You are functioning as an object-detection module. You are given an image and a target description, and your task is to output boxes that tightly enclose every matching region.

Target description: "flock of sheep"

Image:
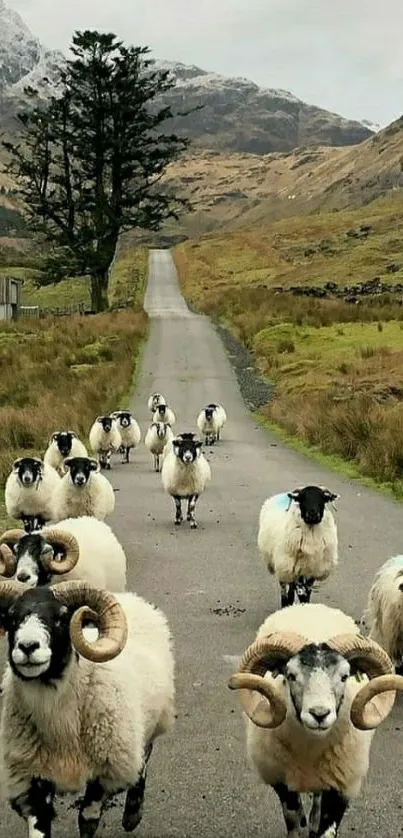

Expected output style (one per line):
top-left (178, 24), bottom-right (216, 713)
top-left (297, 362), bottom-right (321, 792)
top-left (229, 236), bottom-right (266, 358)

top-left (0, 389), bottom-right (402, 838)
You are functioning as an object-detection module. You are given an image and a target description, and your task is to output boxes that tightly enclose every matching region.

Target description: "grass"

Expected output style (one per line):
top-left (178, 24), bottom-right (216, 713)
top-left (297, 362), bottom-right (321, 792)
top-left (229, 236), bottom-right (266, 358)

top-left (175, 193), bottom-right (403, 494)
top-left (0, 247), bottom-right (149, 530)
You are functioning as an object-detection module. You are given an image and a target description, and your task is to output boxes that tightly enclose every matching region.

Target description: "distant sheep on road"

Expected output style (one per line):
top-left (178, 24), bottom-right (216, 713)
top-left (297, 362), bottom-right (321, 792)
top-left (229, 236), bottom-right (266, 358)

top-left (161, 435), bottom-right (211, 528)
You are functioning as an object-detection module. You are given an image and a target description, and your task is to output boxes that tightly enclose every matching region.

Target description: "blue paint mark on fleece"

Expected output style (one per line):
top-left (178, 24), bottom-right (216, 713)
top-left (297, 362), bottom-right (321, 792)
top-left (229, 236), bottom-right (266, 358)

top-left (272, 493), bottom-right (292, 510)
top-left (381, 555), bottom-right (403, 571)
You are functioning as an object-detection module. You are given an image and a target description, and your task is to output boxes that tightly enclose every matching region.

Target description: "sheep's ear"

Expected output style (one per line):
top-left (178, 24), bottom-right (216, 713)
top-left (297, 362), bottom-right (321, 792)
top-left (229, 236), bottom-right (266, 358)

top-left (195, 441), bottom-right (203, 450)
top-left (64, 458), bottom-right (73, 469)
top-left (12, 459), bottom-right (23, 470)
top-left (287, 490), bottom-right (300, 501)
top-left (323, 490), bottom-right (339, 504)
top-left (69, 431), bottom-right (77, 438)
top-left (90, 459), bottom-right (99, 471)
top-left (173, 444), bottom-right (180, 457)
top-left (51, 432), bottom-right (60, 441)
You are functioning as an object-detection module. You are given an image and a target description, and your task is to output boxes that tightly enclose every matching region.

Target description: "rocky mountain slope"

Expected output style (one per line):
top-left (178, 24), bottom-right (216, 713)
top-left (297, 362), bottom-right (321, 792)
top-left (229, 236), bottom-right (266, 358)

top-left (0, 0), bottom-right (373, 154)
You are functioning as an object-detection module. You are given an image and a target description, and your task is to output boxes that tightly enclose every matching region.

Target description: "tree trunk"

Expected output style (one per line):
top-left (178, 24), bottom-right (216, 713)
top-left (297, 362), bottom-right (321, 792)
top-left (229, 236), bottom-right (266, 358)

top-left (90, 272), bottom-right (109, 312)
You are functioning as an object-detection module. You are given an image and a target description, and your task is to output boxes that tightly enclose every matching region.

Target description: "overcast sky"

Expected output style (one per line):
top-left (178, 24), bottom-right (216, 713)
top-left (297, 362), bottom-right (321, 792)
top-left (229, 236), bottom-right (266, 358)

top-left (10, 0), bottom-right (403, 127)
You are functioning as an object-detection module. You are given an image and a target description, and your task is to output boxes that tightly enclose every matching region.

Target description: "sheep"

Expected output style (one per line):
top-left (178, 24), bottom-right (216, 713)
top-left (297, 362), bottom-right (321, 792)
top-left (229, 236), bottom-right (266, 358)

top-left (0, 578), bottom-right (175, 838)
top-left (152, 403), bottom-right (176, 427)
top-left (257, 485), bottom-right (339, 609)
top-left (148, 392), bottom-right (167, 413)
top-left (362, 555), bottom-right (403, 668)
top-left (228, 601), bottom-right (403, 837)
top-left (111, 409), bottom-right (141, 464)
top-left (43, 430), bottom-right (88, 475)
top-left (196, 404), bottom-right (224, 445)
top-left (161, 434), bottom-right (211, 528)
top-left (89, 415), bottom-right (122, 470)
top-left (50, 457), bottom-right (115, 522)
top-left (0, 515), bottom-right (127, 591)
top-left (5, 457), bottom-right (61, 534)
top-left (144, 421), bottom-right (174, 472)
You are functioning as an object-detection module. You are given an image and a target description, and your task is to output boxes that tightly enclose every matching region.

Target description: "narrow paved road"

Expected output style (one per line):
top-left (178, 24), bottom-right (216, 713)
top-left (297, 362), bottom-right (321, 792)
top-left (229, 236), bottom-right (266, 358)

top-left (2, 248), bottom-right (403, 837)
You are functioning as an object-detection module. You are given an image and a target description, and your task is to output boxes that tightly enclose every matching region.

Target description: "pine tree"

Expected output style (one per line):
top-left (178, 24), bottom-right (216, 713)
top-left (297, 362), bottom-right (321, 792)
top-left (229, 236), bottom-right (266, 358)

top-left (3, 31), bottom-right (191, 311)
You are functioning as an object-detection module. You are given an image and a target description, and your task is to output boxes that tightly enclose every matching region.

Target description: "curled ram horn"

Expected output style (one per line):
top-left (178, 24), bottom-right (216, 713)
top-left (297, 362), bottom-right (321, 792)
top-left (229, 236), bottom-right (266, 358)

top-left (50, 580), bottom-right (128, 662)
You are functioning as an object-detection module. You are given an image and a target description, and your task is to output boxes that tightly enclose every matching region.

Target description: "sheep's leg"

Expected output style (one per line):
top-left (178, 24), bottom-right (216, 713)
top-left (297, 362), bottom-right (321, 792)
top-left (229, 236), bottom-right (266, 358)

top-left (308, 793), bottom-right (322, 836)
top-left (280, 583), bottom-right (289, 609)
top-left (314, 788), bottom-right (349, 837)
top-left (273, 783), bottom-right (306, 836)
top-left (174, 495), bottom-right (183, 525)
top-left (125, 446), bottom-right (130, 464)
top-left (11, 777), bottom-right (56, 838)
top-left (122, 742), bottom-right (153, 832)
top-left (216, 427), bottom-right (220, 440)
top-left (106, 450), bottom-right (111, 470)
top-left (187, 494), bottom-right (199, 529)
top-left (78, 778), bottom-right (111, 838)
top-left (296, 576), bottom-right (315, 604)
top-left (154, 454), bottom-right (160, 472)
top-left (22, 516), bottom-right (36, 534)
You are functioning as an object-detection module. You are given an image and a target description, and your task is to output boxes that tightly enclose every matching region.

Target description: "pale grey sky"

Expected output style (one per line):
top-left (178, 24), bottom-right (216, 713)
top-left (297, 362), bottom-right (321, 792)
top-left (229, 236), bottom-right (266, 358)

top-left (11, 0), bottom-right (403, 126)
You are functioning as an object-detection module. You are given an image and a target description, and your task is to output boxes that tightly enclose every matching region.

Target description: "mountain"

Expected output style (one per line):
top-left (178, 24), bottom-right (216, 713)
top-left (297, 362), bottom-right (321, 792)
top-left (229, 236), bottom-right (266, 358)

top-left (0, 1), bottom-right (373, 154)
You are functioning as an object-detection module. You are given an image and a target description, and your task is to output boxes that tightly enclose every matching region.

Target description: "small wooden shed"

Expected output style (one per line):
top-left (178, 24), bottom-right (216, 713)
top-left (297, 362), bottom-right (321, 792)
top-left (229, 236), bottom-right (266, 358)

top-left (0, 275), bottom-right (23, 320)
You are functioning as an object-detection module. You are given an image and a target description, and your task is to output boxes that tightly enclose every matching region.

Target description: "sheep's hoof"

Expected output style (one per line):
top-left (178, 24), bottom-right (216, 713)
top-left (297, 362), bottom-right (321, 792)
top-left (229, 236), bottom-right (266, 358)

top-left (174, 519), bottom-right (182, 526)
top-left (122, 802), bottom-right (143, 833)
top-left (190, 521), bottom-right (198, 529)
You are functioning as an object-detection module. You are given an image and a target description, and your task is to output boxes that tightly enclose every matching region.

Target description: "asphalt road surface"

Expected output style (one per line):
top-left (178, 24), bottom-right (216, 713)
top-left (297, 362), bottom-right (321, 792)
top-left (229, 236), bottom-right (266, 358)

top-left (2, 248), bottom-right (403, 837)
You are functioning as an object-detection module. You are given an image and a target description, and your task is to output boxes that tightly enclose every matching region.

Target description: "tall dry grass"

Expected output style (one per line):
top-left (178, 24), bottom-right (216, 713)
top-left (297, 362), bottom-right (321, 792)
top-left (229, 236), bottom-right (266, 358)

top-left (0, 309), bottom-right (147, 485)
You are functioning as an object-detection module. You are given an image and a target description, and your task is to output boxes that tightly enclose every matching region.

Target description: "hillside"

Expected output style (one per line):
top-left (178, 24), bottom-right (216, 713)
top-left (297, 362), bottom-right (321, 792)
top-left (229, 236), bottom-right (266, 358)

top-left (0, 1), bottom-right (373, 155)
top-left (159, 115), bottom-right (403, 238)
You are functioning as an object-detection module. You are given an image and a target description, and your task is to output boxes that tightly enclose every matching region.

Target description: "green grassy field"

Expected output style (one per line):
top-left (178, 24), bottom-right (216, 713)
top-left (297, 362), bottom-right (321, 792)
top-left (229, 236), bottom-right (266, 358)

top-left (175, 194), bottom-right (403, 495)
top-left (0, 247), bottom-right (149, 530)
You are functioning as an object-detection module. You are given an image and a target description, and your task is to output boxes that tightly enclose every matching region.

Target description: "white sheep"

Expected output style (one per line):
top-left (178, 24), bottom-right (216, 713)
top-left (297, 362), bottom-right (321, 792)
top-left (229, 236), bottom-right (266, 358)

top-left (161, 435), bottom-right (211, 528)
top-left (148, 392), bottom-right (166, 413)
top-left (257, 485), bottom-right (339, 609)
top-left (43, 430), bottom-right (88, 475)
top-left (363, 555), bottom-right (403, 667)
top-left (0, 578), bottom-right (174, 837)
top-left (5, 457), bottom-right (61, 533)
top-left (144, 421), bottom-right (174, 472)
top-left (89, 415), bottom-right (122, 470)
top-left (153, 403), bottom-right (176, 426)
top-left (50, 456), bottom-right (115, 522)
top-left (228, 602), bottom-right (403, 837)
top-left (196, 404), bottom-right (224, 445)
top-left (0, 515), bottom-right (127, 590)
top-left (111, 409), bottom-right (141, 464)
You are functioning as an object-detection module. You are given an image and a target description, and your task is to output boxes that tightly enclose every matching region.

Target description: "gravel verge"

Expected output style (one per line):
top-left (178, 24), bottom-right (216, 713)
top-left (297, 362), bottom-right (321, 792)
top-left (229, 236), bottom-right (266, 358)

top-left (214, 321), bottom-right (273, 410)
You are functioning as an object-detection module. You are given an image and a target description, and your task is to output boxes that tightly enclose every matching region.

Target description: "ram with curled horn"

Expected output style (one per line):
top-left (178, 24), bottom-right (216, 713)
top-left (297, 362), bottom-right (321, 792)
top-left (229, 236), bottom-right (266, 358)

top-left (228, 602), bottom-right (403, 837)
top-left (0, 576), bottom-right (175, 838)
top-left (0, 516), bottom-right (127, 592)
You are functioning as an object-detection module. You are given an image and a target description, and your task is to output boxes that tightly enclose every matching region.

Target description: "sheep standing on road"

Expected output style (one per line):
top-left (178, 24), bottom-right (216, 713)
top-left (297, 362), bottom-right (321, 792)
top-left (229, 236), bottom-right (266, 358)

top-left (145, 421), bottom-right (174, 472)
top-left (44, 431), bottom-right (87, 476)
top-left (363, 555), bottom-right (403, 667)
top-left (148, 392), bottom-right (166, 413)
top-left (0, 515), bottom-right (127, 591)
top-left (0, 578), bottom-right (174, 838)
top-left (5, 458), bottom-right (61, 533)
top-left (228, 602), bottom-right (403, 837)
top-left (257, 485), bottom-right (339, 608)
top-left (153, 403), bottom-right (176, 427)
top-left (50, 456), bottom-right (115, 521)
top-left (89, 415), bottom-right (122, 470)
top-left (111, 409), bottom-right (141, 464)
top-left (197, 404), bottom-right (225, 445)
top-left (161, 435), bottom-right (211, 528)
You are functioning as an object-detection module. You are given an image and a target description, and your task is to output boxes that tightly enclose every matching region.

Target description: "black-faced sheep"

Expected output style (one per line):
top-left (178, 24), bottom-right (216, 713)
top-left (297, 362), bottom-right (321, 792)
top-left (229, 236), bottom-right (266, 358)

top-left (111, 410), bottom-right (141, 464)
top-left (257, 486), bottom-right (339, 608)
top-left (43, 431), bottom-right (88, 475)
top-left (144, 421), bottom-right (174, 472)
top-left (89, 415), bottom-right (122, 470)
top-left (0, 515), bottom-right (127, 591)
top-left (148, 392), bottom-right (166, 413)
top-left (5, 458), bottom-right (61, 533)
top-left (51, 456), bottom-right (115, 521)
top-left (152, 403), bottom-right (176, 427)
top-left (0, 579), bottom-right (174, 838)
top-left (161, 435), bottom-right (211, 528)
top-left (228, 602), bottom-right (403, 837)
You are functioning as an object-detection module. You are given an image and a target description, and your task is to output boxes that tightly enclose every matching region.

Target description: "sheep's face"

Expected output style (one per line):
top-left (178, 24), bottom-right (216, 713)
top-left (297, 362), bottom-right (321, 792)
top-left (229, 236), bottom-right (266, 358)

top-left (97, 416), bottom-right (113, 433)
top-left (151, 394), bottom-right (165, 411)
top-left (283, 643), bottom-right (350, 735)
top-left (64, 456), bottom-right (98, 487)
top-left (52, 431), bottom-right (75, 457)
top-left (173, 439), bottom-right (202, 465)
top-left (13, 458), bottom-right (43, 487)
top-left (157, 405), bottom-right (167, 417)
top-left (11, 533), bottom-right (62, 587)
top-left (205, 407), bottom-right (215, 422)
top-left (155, 421), bottom-right (167, 440)
top-left (288, 485), bottom-right (338, 526)
top-left (117, 412), bottom-right (132, 428)
top-left (3, 587), bottom-right (72, 682)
